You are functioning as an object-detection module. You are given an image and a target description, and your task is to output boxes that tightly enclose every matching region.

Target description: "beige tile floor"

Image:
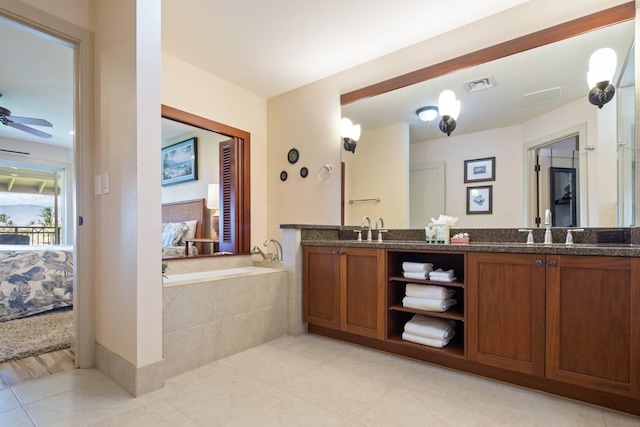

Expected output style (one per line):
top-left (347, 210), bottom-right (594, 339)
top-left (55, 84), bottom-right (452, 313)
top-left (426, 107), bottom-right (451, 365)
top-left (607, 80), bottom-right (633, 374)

top-left (1, 334), bottom-right (640, 426)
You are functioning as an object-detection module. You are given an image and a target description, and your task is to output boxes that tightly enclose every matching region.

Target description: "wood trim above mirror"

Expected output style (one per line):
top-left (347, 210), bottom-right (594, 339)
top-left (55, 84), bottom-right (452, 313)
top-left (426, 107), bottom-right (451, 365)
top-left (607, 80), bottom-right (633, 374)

top-left (341, 2), bottom-right (634, 106)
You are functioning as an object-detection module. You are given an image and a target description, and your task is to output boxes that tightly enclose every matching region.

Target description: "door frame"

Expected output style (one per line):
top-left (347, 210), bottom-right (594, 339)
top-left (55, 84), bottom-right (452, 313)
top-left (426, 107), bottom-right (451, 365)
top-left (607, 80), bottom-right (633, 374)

top-left (522, 123), bottom-right (586, 227)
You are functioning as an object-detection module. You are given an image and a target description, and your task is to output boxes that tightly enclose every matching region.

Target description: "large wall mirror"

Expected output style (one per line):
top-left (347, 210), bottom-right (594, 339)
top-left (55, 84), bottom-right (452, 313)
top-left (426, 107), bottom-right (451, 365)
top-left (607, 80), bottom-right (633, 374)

top-left (161, 106), bottom-right (251, 259)
top-left (341, 3), bottom-right (635, 230)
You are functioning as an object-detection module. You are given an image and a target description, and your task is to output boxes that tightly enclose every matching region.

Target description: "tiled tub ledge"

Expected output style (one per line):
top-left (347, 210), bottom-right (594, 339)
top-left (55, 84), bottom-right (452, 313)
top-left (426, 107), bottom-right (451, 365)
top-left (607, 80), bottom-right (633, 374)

top-left (162, 265), bottom-right (288, 380)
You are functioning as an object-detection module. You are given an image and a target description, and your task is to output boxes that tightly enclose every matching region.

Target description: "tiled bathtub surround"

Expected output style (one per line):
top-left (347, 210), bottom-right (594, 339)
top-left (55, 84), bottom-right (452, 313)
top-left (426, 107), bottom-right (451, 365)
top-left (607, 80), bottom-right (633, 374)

top-left (162, 266), bottom-right (287, 379)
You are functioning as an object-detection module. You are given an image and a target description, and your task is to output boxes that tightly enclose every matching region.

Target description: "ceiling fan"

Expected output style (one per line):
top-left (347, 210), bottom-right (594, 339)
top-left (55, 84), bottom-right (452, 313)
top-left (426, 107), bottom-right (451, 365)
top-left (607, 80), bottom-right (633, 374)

top-left (0, 97), bottom-right (53, 139)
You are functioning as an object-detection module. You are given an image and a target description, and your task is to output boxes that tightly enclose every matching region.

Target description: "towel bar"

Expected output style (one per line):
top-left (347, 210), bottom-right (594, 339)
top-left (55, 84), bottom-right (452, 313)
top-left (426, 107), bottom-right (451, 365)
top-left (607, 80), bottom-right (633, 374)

top-left (349, 197), bottom-right (381, 204)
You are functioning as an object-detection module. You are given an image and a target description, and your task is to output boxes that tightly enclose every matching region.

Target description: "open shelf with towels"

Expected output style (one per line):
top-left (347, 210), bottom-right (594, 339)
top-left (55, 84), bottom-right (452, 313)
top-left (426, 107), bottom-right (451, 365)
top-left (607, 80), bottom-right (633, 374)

top-left (386, 249), bottom-right (467, 357)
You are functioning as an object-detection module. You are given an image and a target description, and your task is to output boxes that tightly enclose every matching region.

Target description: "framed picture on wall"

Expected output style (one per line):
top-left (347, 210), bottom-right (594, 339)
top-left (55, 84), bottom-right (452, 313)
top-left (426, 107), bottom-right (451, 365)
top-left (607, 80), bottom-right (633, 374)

top-left (161, 137), bottom-right (198, 186)
top-left (467, 185), bottom-right (493, 214)
top-left (464, 157), bottom-right (495, 183)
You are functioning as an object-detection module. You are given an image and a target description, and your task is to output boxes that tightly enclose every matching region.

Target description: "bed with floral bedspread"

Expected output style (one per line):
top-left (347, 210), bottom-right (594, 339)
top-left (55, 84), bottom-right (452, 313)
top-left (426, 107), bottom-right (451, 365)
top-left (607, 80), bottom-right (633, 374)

top-left (0, 246), bottom-right (73, 322)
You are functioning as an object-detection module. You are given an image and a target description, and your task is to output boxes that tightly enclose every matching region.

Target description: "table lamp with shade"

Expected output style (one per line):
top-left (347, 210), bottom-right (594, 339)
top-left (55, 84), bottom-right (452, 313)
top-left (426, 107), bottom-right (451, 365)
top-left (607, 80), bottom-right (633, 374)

top-left (207, 183), bottom-right (219, 239)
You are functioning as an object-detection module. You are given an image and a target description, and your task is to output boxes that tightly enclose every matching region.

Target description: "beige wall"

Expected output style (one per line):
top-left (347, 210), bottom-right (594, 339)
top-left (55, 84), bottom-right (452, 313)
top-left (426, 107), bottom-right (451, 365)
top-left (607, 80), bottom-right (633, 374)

top-left (344, 123), bottom-right (409, 228)
top-left (162, 53), bottom-right (269, 244)
top-left (19, 0), bottom-right (93, 31)
top-left (267, 0), bottom-right (628, 233)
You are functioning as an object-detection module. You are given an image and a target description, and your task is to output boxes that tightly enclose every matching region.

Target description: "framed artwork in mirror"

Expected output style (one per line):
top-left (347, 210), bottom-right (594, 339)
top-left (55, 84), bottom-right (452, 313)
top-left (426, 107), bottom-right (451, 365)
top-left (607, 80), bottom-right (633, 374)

top-left (464, 157), bottom-right (495, 183)
top-left (161, 137), bottom-right (198, 186)
top-left (467, 185), bottom-right (492, 214)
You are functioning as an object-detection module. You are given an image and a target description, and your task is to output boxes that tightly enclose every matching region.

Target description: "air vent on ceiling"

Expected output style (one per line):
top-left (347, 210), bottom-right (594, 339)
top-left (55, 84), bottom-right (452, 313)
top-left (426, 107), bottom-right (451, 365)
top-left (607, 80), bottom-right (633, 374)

top-left (523, 87), bottom-right (562, 105)
top-left (463, 76), bottom-right (496, 93)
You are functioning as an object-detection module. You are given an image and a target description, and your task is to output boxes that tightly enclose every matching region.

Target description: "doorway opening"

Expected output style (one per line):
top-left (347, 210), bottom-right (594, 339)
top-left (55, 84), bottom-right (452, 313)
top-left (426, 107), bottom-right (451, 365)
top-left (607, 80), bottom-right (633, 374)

top-left (0, 16), bottom-right (77, 383)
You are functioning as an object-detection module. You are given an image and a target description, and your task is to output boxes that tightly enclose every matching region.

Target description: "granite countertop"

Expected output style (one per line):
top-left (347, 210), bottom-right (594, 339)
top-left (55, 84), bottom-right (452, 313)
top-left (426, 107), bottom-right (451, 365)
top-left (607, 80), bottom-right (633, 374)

top-left (300, 239), bottom-right (640, 257)
top-left (286, 224), bottom-right (640, 257)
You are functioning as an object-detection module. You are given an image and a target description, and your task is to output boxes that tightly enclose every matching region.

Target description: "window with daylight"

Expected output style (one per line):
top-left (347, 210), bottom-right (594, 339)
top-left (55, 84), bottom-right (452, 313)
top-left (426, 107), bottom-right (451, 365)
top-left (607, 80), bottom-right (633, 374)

top-left (0, 160), bottom-right (66, 246)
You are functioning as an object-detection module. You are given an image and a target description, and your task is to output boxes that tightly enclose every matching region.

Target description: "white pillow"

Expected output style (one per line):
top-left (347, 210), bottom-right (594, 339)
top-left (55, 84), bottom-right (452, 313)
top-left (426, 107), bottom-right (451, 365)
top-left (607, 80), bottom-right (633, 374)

top-left (161, 222), bottom-right (189, 247)
top-left (181, 220), bottom-right (199, 243)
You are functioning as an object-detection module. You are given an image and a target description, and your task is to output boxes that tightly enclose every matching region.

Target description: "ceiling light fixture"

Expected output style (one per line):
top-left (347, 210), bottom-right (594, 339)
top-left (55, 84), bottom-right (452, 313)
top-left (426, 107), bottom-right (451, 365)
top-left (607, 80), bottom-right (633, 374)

top-left (438, 90), bottom-right (461, 136)
top-left (340, 117), bottom-right (361, 153)
top-left (416, 106), bottom-right (438, 122)
top-left (587, 47), bottom-right (617, 109)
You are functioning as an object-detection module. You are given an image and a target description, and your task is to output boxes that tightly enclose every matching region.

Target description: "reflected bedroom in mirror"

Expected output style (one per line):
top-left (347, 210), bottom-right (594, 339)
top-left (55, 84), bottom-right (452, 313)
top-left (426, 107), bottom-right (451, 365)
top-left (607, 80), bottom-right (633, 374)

top-left (341, 15), bottom-right (635, 230)
top-left (161, 117), bottom-right (226, 259)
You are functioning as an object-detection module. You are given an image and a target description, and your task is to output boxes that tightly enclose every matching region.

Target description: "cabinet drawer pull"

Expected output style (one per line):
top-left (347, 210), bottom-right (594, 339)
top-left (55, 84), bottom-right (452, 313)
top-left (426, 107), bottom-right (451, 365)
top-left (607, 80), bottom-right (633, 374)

top-left (534, 259), bottom-right (543, 266)
top-left (332, 250), bottom-right (339, 255)
top-left (549, 260), bottom-right (557, 267)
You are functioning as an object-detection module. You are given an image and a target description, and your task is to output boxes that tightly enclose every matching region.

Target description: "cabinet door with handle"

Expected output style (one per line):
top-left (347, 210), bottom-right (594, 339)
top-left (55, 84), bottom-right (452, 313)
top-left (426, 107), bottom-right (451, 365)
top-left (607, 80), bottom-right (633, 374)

top-left (546, 255), bottom-right (640, 397)
top-left (467, 252), bottom-right (546, 376)
top-left (303, 246), bottom-right (341, 329)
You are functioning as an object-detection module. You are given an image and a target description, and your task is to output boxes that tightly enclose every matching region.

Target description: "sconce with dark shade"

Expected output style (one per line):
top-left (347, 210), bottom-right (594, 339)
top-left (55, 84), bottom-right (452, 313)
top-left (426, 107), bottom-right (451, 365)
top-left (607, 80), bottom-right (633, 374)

top-left (416, 106), bottom-right (438, 122)
top-left (438, 90), bottom-right (461, 136)
top-left (341, 117), bottom-right (361, 153)
top-left (587, 47), bottom-right (617, 109)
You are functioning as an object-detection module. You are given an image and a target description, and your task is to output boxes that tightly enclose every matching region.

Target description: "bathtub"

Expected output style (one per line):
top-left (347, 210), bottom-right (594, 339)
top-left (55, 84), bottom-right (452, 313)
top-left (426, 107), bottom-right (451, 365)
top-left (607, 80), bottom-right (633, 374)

top-left (162, 264), bottom-right (288, 379)
top-left (163, 265), bottom-right (282, 287)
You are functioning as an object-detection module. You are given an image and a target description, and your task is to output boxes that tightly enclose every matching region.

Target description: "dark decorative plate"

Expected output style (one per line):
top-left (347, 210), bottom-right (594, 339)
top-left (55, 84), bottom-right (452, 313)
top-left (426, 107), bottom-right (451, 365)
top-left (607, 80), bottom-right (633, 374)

top-left (287, 148), bottom-right (299, 164)
top-left (280, 170), bottom-right (288, 181)
top-left (300, 167), bottom-right (308, 178)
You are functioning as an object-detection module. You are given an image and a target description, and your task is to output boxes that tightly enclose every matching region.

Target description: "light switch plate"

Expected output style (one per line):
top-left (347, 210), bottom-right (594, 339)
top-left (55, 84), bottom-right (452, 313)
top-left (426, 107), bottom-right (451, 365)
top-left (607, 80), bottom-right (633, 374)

top-left (94, 174), bottom-right (102, 195)
top-left (102, 172), bottom-right (110, 194)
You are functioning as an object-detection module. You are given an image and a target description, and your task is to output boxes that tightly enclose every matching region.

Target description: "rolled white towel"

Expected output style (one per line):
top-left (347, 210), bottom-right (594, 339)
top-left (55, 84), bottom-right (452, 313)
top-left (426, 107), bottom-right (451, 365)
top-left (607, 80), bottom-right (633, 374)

top-left (403, 271), bottom-right (429, 280)
top-left (402, 296), bottom-right (457, 312)
top-left (404, 314), bottom-right (456, 340)
top-left (402, 331), bottom-right (451, 348)
top-left (405, 284), bottom-right (455, 299)
top-left (402, 262), bottom-right (434, 272)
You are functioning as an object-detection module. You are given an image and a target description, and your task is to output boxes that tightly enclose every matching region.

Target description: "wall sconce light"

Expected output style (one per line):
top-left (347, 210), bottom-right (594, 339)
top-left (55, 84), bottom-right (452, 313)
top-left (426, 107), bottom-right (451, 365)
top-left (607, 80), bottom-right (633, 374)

top-left (438, 90), bottom-right (461, 136)
top-left (207, 183), bottom-right (219, 239)
top-left (416, 106), bottom-right (438, 122)
top-left (587, 47), bottom-right (617, 109)
top-left (341, 117), bottom-right (361, 153)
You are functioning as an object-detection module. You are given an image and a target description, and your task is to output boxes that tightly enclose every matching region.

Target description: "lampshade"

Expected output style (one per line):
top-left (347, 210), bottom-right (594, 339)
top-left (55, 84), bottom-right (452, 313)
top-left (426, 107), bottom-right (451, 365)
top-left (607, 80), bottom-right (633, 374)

top-left (416, 106), bottom-right (438, 122)
top-left (207, 184), bottom-right (219, 210)
top-left (340, 117), bottom-right (360, 141)
top-left (438, 90), bottom-right (461, 120)
top-left (587, 48), bottom-right (617, 88)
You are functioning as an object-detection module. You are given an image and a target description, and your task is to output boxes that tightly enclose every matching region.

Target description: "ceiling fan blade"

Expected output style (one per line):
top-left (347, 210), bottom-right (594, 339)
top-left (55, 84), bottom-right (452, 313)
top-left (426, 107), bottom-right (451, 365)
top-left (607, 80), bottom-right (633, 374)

top-left (6, 115), bottom-right (53, 127)
top-left (6, 121), bottom-right (52, 139)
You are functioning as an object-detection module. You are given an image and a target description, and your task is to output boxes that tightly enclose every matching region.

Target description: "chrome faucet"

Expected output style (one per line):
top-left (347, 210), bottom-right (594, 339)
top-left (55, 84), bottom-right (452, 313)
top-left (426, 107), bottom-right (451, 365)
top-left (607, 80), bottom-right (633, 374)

top-left (264, 239), bottom-right (283, 262)
top-left (361, 216), bottom-right (372, 242)
top-left (251, 245), bottom-right (268, 261)
top-left (544, 209), bottom-right (553, 244)
top-left (375, 217), bottom-right (387, 242)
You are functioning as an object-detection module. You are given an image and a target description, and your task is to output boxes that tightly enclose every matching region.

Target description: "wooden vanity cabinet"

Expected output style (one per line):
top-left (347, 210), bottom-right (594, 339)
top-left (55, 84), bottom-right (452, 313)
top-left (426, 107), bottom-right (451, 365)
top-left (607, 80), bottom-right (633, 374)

top-left (467, 252), bottom-right (546, 376)
top-left (303, 246), bottom-right (385, 339)
top-left (303, 246), bottom-right (340, 329)
top-left (546, 255), bottom-right (640, 398)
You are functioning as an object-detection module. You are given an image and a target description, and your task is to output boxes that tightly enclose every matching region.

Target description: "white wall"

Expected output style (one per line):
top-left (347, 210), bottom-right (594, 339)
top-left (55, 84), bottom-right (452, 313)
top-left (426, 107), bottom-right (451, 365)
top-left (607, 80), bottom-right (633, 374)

top-left (161, 53), bottom-right (268, 244)
top-left (412, 125), bottom-right (523, 228)
top-left (94, 0), bottom-right (162, 367)
top-left (266, 0), bottom-right (628, 232)
top-left (344, 123), bottom-right (409, 228)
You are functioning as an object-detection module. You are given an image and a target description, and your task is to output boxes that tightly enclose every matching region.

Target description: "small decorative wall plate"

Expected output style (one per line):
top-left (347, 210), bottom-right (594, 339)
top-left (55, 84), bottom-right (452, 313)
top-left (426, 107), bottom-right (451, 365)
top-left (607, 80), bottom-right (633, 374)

top-left (300, 167), bottom-right (308, 178)
top-left (280, 170), bottom-right (288, 181)
top-left (287, 148), bottom-right (299, 164)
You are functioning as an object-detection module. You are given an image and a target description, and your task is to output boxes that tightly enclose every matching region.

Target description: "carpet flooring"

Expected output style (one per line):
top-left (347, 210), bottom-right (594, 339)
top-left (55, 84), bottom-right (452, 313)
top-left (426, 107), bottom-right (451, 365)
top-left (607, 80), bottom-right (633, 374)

top-left (0, 308), bottom-right (73, 363)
